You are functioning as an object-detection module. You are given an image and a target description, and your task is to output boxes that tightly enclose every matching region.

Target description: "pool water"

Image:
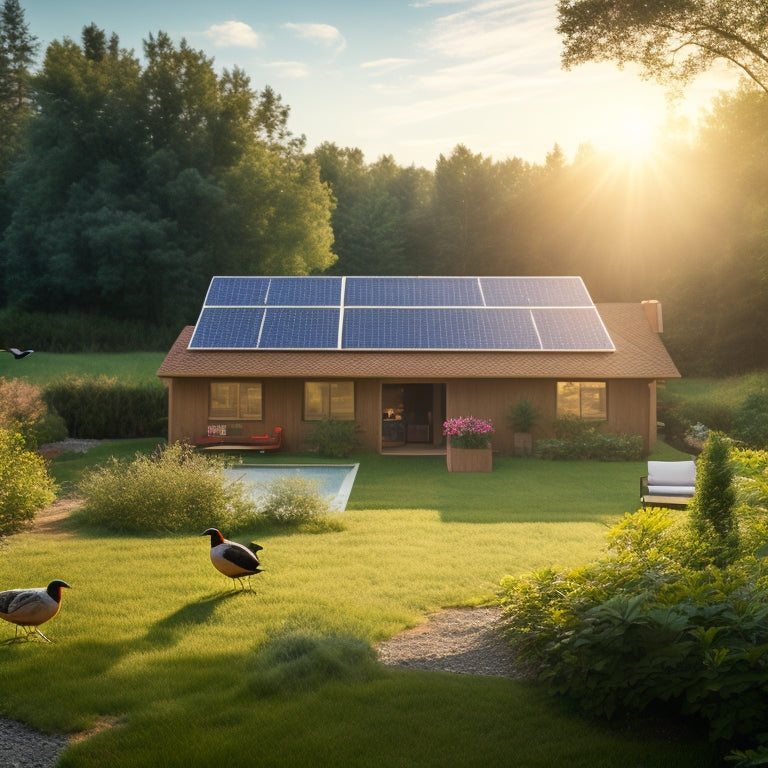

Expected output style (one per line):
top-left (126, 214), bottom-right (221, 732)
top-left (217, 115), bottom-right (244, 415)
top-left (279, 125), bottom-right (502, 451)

top-left (224, 464), bottom-right (359, 511)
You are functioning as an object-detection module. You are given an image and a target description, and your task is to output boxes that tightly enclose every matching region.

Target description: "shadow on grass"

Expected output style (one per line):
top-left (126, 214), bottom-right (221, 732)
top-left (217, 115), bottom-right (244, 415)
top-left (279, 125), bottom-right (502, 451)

top-left (347, 454), bottom-right (640, 523)
top-left (144, 591), bottom-right (241, 647)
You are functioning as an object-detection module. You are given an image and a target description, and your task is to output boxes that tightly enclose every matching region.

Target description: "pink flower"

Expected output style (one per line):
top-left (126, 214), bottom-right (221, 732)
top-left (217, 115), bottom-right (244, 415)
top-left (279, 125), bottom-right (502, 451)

top-left (442, 416), bottom-right (494, 448)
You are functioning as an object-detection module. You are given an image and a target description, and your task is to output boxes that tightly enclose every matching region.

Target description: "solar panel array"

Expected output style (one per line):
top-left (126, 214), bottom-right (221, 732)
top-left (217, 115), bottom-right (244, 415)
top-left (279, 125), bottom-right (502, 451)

top-left (188, 276), bottom-right (615, 352)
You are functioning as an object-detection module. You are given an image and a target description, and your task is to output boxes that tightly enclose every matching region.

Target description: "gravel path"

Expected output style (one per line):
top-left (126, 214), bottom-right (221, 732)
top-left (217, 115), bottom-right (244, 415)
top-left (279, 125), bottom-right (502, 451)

top-left (377, 605), bottom-right (523, 678)
top-left (0, 718), bottom-right (68, 768)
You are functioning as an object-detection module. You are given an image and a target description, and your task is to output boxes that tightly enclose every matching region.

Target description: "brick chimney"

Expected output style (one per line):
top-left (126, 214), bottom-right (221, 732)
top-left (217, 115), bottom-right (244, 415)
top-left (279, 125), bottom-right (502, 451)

top-left (641, 300), bottom-right (663, 333)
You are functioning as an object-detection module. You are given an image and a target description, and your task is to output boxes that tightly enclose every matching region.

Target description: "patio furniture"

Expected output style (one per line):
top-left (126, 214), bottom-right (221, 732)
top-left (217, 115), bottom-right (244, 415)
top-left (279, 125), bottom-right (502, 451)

top-left (195, 426), bottom-right (283, 452)
top-left (640, 460), bottom-right (696, 508)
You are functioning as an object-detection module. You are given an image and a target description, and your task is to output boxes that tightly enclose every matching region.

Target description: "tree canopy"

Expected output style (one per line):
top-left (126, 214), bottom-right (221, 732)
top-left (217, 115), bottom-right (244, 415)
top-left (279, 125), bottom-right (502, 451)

top-left (0, 19), bottom-right (335, 325)
top-left (557, 0), bottom-right (768, 93)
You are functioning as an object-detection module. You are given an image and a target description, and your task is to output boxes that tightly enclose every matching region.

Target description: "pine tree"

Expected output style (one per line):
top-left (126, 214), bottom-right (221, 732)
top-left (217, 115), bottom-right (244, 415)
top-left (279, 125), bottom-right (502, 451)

top-left (689, 431), bottom-right (739, 568)
top-left (0, 0), bottom-right (37, 174)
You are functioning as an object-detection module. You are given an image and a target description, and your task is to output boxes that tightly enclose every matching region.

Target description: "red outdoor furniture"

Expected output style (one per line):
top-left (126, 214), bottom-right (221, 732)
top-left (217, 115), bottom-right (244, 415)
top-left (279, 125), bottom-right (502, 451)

top-left (195, 426), bottom-right (283, 452)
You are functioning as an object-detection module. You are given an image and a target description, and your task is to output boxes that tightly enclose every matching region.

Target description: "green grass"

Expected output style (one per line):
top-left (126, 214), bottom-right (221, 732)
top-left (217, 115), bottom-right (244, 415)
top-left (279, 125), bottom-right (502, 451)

top-left (0, 439), bottom-right (716, 768)
top-left (0, 352), bottom-right (166, 386)
top-left (662, 371), bottom-right (768, 403)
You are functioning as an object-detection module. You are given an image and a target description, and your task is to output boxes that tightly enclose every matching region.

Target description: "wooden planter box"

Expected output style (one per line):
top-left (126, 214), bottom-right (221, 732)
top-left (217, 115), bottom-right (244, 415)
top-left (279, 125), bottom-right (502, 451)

top-left (446, 441), bottom-right (493, 472)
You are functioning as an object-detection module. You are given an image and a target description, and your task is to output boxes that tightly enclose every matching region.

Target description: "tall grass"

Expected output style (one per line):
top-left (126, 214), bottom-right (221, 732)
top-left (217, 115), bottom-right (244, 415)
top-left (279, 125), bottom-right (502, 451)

top-left (0, 441), bottom-right (717, 768)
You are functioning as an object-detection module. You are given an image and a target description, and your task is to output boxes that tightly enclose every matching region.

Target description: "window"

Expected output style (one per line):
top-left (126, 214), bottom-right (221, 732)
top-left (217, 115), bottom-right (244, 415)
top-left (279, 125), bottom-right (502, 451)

top-left (304, 381), bottom-right (354, 420)
top-left (557, 381), bottom-right (606, 420)
top-left (209, 382), bottom-right (262, 420)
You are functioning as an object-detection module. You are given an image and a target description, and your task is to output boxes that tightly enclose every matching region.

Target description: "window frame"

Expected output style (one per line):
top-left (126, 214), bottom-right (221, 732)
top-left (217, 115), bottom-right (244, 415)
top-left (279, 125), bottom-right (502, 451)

top-left (556, 381), bottom-right (607, 420)
top-left (304, 381), bottom-right (355, 421)
top-left (209, 380), bottom-right (263, 420)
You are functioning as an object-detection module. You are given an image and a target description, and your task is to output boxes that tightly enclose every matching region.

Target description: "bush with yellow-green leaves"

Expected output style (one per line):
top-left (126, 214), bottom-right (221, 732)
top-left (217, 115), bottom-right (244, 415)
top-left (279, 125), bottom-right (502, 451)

top-left (0, 429), bottom-right (56, 539)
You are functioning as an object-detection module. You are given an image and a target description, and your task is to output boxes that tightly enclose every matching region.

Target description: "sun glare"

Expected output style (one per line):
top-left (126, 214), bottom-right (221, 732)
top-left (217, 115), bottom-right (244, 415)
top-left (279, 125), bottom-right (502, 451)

top-left (605, 108), bottom-right (659, 161)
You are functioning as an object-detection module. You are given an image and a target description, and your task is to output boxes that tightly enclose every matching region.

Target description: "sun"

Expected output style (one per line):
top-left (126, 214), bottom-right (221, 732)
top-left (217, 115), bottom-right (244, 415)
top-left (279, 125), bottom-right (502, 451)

top-left (604, 107), bottom-right (659, 161)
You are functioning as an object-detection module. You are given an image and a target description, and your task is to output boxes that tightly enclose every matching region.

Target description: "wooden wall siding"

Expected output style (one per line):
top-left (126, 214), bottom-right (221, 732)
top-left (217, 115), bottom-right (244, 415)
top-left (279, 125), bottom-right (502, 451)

top-left (446, 379), bottom-right (553, 456)
top-left (446, 378), bottom-right (654, 454)
top-left (605, 379), bottom-right (653, 450)
top-left (354, 380), bottom-right (381, 452)
top-left (164, 375), bottom-right (656, 454)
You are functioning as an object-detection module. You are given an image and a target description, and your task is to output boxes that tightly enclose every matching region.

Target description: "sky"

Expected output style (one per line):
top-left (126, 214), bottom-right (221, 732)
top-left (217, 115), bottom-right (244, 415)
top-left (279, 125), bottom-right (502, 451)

top-left (22, 0), bottom-right (740, 169)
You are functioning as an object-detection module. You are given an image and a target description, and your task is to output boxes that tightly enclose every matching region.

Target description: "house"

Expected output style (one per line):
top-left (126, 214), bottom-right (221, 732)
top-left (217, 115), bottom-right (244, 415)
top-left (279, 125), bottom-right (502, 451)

top-left (157, 276), bottom-right (679, 454)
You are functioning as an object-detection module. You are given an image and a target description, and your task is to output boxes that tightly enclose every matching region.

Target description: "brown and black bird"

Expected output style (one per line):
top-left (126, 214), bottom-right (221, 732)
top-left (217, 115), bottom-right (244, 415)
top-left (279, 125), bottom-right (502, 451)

top-left (0, 580), bottom-right (70, 642)
top-left (201, 528), bottom-right (263, 590)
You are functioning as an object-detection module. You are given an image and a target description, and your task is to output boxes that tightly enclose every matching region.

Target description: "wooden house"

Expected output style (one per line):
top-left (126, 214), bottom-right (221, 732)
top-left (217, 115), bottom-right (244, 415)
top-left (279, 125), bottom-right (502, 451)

top-left (157, 276), bottom-right (679, 454)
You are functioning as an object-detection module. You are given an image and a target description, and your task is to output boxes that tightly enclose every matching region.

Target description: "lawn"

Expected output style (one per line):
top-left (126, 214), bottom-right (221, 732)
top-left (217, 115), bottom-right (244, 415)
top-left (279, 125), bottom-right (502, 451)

top-left (0, 351), bottom-right (166, 386)
top-left (0, 439), bottom-right (717, 768)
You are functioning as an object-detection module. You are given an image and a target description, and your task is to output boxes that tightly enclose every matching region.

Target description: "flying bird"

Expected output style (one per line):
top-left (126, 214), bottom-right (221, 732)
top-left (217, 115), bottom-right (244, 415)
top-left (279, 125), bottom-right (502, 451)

top-left (0, 580), bottom-right (70, 642)
top-left (1, 348), bottom-right (34, 359)
top-left (202, 528), bottom-right (263, 590)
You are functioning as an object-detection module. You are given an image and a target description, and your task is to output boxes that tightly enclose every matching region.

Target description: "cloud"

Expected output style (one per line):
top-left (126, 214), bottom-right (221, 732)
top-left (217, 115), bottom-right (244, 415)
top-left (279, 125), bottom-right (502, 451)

top-left (425, 0), bottom-right (556, 63)
top-left (362, 58), bottom-right (418, 74)
top-left (205, 20), bottom-right (260, 48)
top-left (282, 22), bottom-right (347, 54)
top-left (368, 0), bottom-right (562, 126)
top-left (265, 60), bottom-right (310, 79)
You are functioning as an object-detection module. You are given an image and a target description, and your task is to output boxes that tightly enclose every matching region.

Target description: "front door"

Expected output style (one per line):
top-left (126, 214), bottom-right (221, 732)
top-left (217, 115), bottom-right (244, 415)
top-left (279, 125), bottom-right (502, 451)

top-left (382, 384), bottom-right (445, 447)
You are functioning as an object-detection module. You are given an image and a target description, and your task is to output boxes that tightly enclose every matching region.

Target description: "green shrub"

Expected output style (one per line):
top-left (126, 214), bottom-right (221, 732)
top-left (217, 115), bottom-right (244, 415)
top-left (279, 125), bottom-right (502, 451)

top-left (689, 431), bottom-right (739, 567)
top-left (733, 391), bottom-right (768, 449)
top-left (499, 458), bottom-right (768, 759)
top-left (535, 416), bottom-right (643, 460)
top-left (507, 398), bottom-right (541, 433)
top-left (0, 429), bottom-right (56, 538)
top-left (305, 419), bottom-right (359, 458)
top-left (539, 583), bottom-right (768, 741)
top-left (0, 377), bottom-right (68, 448)
top-left (258, 474), bottom-right (332, 525)
top-left (247, 631), bottom-right (380, 697)
top-left (44, 374), bottom-right (167, 439)
top-left (30, 409), bottom-right (69, 446)
top-left (77, 442), bottom-right (256, 533)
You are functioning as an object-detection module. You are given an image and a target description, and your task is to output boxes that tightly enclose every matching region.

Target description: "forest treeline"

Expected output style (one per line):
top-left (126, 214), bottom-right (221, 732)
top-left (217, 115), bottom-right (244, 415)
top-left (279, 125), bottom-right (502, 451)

top-left (1, 1), bottom-right (767, 375)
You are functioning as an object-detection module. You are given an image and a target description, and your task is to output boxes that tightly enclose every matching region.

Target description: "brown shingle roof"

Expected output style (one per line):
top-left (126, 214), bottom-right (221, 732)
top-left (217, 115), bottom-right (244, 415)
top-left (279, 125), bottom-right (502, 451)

top-left (157, 303), bottom-right (680, 381)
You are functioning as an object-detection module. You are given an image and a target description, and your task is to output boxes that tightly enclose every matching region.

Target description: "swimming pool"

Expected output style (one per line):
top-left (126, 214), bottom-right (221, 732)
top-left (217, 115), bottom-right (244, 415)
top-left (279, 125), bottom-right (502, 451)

top-left (224, 464), bottom-right (359, 512)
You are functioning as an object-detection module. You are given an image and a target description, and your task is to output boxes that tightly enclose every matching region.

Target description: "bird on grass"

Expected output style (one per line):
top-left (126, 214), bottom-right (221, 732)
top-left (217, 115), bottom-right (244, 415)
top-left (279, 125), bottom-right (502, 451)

top-left (0, 348), bottom-right (34, 359)
top-left (201, 528), bottom-right (263, 590)
top-left (0, 580), bottom-right (70, 642)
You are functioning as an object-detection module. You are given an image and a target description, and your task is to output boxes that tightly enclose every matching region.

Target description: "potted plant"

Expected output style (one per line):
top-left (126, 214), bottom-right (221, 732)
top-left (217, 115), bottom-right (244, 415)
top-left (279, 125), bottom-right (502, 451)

top-left (507, 398), bottom-right (541, 456)
top-left (442, 416), bottom-right (494, 472)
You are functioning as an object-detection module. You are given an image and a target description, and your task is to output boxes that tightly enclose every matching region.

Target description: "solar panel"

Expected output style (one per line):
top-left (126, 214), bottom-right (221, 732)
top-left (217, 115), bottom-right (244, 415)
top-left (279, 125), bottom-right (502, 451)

top-left (205, 277), bottom-right (270, 307)
top-left (265, 277), bottom-right (342, 307)
top-left (188, 276), bottom-right (615, 352)
top-left (343, 308), bottom-right (541, 350)
top-left (189, 307), bottom-right (264, 348)
top-left (532, 308), bottom-right (614, 350)
top-left (480, 277), bottom-right (592, 307)
top-left (259, 308), bottom-right (340, 349)
top-left (345, 276), bottom-right (483, 307)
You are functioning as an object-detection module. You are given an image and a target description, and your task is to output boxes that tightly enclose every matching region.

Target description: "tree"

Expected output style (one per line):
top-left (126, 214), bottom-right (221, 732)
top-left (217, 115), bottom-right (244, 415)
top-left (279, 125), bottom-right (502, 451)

top-left (0, 0), bottom-right (37, 269)
top-left (689, 431), bottom-right (739, 567)
top-left (1, 25), bottom-right (336, 326)
top-left (0, 0), bottom-right (37, 163)
top-left (313, 143), bottom-right (417, 275)
top-left (431, 145), bottom-right (501, 274)
top-left (221, 145), bottom-right (336, 275)
top-left (557, 0), bottom-right (768, 93)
